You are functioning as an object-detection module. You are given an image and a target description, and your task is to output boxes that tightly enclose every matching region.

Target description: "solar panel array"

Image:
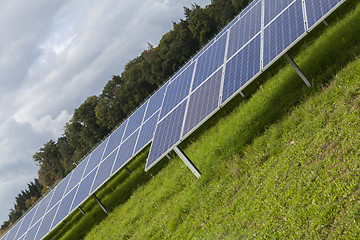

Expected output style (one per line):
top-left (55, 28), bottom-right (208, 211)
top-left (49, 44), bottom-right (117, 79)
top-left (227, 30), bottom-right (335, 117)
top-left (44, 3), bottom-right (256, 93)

top-left (145, 0), bottom-right (346, 169)
top-left (2, 0), bottom-right (346, 239)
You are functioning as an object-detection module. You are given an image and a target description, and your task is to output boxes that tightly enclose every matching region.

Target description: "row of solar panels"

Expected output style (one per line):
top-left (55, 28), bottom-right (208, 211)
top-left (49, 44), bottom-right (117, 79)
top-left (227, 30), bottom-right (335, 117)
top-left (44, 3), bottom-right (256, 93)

top-left (145, 0), bottom-right (346, 169)
top-left (1, 0), bottom-right (346, 239)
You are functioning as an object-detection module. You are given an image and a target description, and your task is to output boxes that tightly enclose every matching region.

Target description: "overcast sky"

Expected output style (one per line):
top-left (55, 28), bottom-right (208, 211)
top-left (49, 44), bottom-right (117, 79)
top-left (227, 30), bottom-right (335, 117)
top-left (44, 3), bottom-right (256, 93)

top-left (0, 0), bottom-right (211, 224)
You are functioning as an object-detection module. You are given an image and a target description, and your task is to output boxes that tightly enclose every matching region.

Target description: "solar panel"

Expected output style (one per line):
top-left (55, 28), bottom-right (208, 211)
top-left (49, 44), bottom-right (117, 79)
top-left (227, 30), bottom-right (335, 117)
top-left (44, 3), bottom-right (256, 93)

top-left (46, 173), bottom-right (72, 215)
top-left (144, 83), bottom-right (168, 121)
top-left (305, 0), bottom-right (343, 29)
top-left (159, 63), bottom-right (195, 120)
top-left (102, 120), bottom-right (127, 159)
top-left (83, 139), bottom-right (108, 177)
top-left (30, 188), bottom-right (54, 228)
top-left (123, 102), bottom-right (147, 140)
top-left (51, 186), bottom-right (78, 230)
top-left (111, 130), bottom-right (139, 175)
top-left (35, 202), bottom-right (59, 240)
top-left (227, 0), bottom-right (261, 59)
top-left (71, 168), bottom-right (97, 210)
top-left (64, 156), bottom-right (89, 196)
top-left (263, 0), bottom-right (305, 68)
top-left (222, 34), bottom-right (261, 103)
top-left (5, 218), bottom-right (22, 240)
top-left (264, 0), bottom-right (294, 26)
top-left (192, 33), bottom-right (227, 90)
top-left (14, 205), bottom-right (38, 240)
top-left (133, 110), bottom-right (160, 154)
top-left (146, 101), bottom-right (188, 170)
top-left (192, 39), bottom-right (215, 60)
top-left (23, 219), bottom-right (41, 240)
top-left (183, 68), bottom-right (223, 137)
top-left (91, 149), bottom-right (118, 193)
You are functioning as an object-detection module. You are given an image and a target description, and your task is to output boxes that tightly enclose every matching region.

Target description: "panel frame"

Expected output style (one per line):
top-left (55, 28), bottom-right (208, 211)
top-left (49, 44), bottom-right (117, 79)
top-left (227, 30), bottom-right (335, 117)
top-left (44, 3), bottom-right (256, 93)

top-left (304, 0), bottom-right (346, 32)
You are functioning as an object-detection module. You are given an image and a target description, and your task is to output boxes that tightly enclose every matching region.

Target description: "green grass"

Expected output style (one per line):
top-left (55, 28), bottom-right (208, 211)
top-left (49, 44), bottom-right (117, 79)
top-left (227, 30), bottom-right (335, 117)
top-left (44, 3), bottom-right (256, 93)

top-left (47, 1), bottom-right (360, 239)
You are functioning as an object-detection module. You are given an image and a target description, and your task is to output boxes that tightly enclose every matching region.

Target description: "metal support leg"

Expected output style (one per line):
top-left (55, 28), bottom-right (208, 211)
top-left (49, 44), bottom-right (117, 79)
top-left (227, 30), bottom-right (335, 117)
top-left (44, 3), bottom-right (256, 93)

top-left (124, 166), bottom-right (132, 174)
top-left (322, 20), bottom-right (329, 27)
top-left (239, 91), bottom-right (245, 98)
top-left (166, 154), bottom-right (171, 160)
top-left (92, 194), bottom-right (108, 214)
top-left (78, 206), bottom-right (85, 215)
top-left (173, 146), bottom-right (201, 179)
top-left (285, 53), bottom-right (311, 87)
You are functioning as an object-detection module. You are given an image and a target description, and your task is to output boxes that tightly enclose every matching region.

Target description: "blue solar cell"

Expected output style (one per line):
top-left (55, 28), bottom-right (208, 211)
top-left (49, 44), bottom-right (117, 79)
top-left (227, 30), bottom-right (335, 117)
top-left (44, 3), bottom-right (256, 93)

top-left (67, 185), bottom-right (79, 214)
top-left (83, 139), bottom-right (108, 177)
top-left (15, 205), bottom-right (39, 239)
top-left (264, 0), bottom-right (294, 26)
top-left (123, 102), bottom-right (147, 140)
top-left (222, 34), bottom-right (261, 103)
top-left (183, 69), bottom-right (222, 137)
top-left (144, 82), bottom-right (168, 121)
top-left (193, 39), bottom-right (215, 60)
top-left (31, 189), bottom-right (54, 227)
top-left (16, 235), bottom-right (24, 240)
top-left (227, 0), bottom-right (261, 59)
top-left (35, 202), bottom-right (59, 240)
top-left (111, 130), bottom-right (139, 174)
top-left (64, 156), bottom-right (89, 196)
top-left (51, 186), bottom-right (78, 230)
top-left (23, 218), bottom-right (41, 240)
top-left (159, 63), bottom-right (194, 120)
top-left (134, 110), bottom-right (160, 154)
top-left (5, 218), bottom-right (22, 240)
top-left (192, 34), bottom-right (227, 90)
top-left (71, 168), bottom-right (97, 210)
top-left (239, 0), bottom-right (261, 18)
top-left (217, 17), bottom-right (238, 40)
top-left (305, 0), bottom-right (342, 29)
top-left (103, 120), bottom-right (127, 159)
top-left (146, 101), bottom-right (187, 170)
top-left (91, 149), bottom-right (118, 193)
top-left (46, 173), bottom-right (72, 214)
top-left (263, 0), bottom-right (305, 68)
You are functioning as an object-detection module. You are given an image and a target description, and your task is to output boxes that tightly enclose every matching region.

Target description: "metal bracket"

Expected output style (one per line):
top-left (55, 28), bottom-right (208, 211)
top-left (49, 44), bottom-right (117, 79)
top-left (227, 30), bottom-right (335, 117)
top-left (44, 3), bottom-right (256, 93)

top-left (92, 194), bottom-right (108, 214)
top-left (78, 206), bottom-right (86, 215)
top-left (322, 20), bottom-right (329, 27)
top-left (173, 146), bottom-right (201, 179)
top-left (285, 53), bottom-right (311, 87)
top-left (124, 166), bottom-right (132, 174)
top-left (239, 91), bottom-right (245, 98)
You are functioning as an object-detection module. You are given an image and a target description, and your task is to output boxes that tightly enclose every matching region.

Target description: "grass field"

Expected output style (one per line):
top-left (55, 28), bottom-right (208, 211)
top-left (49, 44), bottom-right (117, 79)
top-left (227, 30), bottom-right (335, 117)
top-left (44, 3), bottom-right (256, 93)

top-left (45, 1), bottom-right (360, 239)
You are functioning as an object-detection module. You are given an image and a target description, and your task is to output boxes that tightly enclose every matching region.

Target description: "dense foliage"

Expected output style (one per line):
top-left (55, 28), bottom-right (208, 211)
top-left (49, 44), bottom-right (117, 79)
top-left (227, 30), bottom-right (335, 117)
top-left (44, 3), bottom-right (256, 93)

top-left (1, 0), bottom-right (249, 233)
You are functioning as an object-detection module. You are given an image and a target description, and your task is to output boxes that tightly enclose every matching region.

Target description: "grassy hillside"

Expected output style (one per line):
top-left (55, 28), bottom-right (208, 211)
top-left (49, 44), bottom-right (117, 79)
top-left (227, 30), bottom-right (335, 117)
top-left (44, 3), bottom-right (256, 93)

top-left (46, 1), bottom-right (360, 239)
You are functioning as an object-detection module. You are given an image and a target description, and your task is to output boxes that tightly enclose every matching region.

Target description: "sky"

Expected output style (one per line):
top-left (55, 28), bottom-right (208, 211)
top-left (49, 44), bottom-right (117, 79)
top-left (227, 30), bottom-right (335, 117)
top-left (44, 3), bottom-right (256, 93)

top-left (0, 0), bottom-right (211, 224)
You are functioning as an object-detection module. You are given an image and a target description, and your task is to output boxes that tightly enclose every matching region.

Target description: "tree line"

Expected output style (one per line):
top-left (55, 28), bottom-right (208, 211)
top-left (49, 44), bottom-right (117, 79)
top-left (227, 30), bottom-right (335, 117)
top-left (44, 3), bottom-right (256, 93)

top-left (1, 0), bottom-right (249, 233)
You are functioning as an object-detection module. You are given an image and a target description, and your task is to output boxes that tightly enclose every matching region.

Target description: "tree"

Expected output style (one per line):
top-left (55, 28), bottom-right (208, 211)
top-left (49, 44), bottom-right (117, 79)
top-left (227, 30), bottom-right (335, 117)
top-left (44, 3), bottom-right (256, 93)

top-left (33, 140), bottom-right (65, 187)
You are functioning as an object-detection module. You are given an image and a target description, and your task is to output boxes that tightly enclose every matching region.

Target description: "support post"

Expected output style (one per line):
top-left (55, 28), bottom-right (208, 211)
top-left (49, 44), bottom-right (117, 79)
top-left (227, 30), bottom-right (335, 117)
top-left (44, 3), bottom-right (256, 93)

top-left (92, 194), bottom-right (108, 214)
top-left (239, 91), bottom-right (245, 98)
top-left (285, 53), bottom-right (311, 87)
top-left (322, 20), bottom-right (329, 27)
top-left (78, 206), bottom-right (85, 215)
top-left (173, 146), bottom-right (201, 179)
top-left (124, 166), bottom-right (132, 174)
top-left (166, 154), bottom-right (171, 160)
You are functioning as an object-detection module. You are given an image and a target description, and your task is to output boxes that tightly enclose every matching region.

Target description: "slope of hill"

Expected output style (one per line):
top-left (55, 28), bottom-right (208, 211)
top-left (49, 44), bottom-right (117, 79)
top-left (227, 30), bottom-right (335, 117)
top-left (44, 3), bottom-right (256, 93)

top-left (44, 0), bottom-right (360, 239)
